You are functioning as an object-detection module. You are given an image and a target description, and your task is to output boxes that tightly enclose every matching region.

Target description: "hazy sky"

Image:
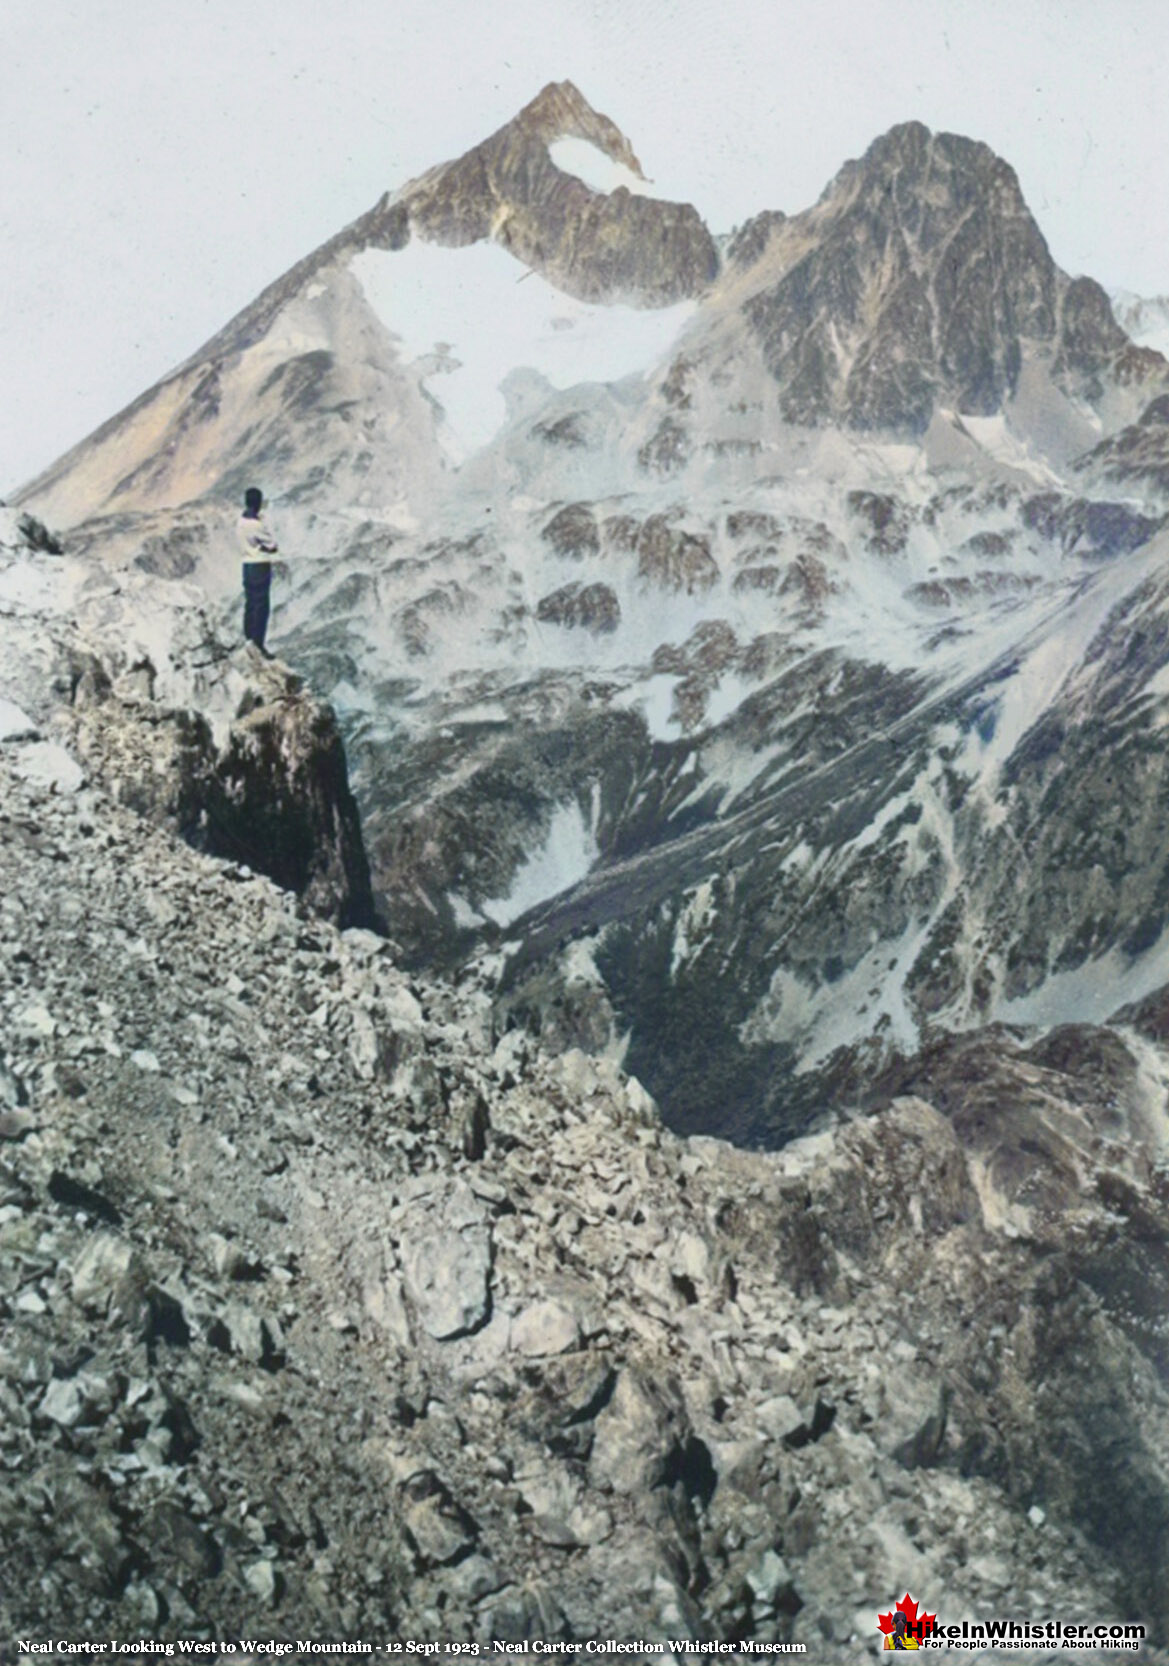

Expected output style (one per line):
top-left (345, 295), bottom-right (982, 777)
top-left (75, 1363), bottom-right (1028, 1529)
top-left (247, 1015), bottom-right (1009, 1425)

top-left (3, 0), bottom-right (1167, 496)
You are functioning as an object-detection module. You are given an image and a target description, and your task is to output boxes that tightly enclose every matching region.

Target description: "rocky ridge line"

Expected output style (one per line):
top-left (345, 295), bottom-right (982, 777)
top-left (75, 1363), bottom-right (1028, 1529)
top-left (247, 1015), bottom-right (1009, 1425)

top-left (386, 80), bottom-right (719, 308)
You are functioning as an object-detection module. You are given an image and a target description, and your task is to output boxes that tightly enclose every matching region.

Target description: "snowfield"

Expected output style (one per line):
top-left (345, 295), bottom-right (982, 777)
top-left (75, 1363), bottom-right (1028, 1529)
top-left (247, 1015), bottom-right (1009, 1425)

top-left (352, 242), bottom-right (695, 456)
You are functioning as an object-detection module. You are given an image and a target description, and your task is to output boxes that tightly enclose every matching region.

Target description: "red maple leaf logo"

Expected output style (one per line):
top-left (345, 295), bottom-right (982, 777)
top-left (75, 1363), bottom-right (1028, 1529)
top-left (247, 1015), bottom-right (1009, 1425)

top-left (877, 1592), bottom-right (937, 1638)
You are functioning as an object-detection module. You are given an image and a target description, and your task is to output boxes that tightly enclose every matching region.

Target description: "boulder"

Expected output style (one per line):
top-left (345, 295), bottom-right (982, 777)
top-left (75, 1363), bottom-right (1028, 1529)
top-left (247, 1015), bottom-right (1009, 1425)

top-left (399, 1179), bottom-right (493, 1340)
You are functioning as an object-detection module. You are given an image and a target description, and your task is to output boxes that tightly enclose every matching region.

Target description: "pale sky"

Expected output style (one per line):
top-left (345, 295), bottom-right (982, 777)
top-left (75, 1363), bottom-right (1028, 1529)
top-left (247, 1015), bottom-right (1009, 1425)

top-left (3, 0), bottom-right (1167, 497)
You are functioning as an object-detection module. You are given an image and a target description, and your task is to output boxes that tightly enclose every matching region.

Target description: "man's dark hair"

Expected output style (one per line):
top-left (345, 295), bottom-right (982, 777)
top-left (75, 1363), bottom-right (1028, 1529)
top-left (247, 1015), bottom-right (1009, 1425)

top-left (244, 486), bottom-right (263, 515)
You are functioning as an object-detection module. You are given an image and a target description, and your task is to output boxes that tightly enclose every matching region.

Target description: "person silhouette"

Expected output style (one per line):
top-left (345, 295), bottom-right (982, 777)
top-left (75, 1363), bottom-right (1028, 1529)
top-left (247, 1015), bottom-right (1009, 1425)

top-left (238, 486), bottom-right (279, 653)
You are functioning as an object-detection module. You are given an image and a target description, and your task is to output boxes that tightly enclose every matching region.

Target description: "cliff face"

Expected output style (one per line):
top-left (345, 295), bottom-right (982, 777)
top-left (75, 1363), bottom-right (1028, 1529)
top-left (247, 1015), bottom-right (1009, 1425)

top-left (207, 665), bottom-right (376, 928)
top-left (65, 651), bottom-right (377, 931)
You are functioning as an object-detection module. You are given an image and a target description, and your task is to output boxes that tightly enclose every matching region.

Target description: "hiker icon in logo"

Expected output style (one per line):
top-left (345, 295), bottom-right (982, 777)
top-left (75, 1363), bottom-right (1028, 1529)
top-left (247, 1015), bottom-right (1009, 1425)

top-left (878, 1592), bottom-right (937, 1649)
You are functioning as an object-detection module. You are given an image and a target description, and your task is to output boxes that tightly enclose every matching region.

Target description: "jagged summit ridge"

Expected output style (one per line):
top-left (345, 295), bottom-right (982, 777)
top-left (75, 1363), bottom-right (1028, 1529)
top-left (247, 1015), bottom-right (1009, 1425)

top-left (380, 77), bottom-right (717, 307)
top-left (18, 103), bottom-right (1167, 527)
top-left (492, 79), bottom-right (648, 178)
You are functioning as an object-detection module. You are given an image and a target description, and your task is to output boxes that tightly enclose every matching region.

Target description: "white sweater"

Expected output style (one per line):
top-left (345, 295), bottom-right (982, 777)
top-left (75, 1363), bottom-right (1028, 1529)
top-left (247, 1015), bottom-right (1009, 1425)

top-left (237, 511), bottom-right (279, 564)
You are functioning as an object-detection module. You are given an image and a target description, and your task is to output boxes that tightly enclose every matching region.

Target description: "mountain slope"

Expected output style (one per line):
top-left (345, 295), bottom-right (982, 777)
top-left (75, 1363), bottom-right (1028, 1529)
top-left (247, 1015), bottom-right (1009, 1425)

top-left (4, 733), bottom-right (1169, 1647)
top-left (13, 94), bottom-right (1169, 1151)
top-left (16, 82), bottom-right (716, 529)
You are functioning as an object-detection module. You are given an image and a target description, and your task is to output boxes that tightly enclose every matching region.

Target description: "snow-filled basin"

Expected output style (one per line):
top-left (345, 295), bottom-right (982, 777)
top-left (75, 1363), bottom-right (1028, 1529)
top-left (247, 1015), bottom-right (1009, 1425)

top-left (351, 241), bottom-right (694, 456)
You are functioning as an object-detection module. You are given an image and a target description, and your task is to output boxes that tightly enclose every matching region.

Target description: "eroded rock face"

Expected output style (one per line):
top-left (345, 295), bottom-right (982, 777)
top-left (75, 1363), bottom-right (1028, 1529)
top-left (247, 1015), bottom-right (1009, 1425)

top-left (536, 581), bottom-right (620, 633)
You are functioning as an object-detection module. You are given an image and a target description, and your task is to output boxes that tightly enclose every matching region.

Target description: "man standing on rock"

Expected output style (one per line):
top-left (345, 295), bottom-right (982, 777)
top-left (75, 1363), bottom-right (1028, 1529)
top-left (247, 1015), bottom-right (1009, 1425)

top-left (238, 486), bottom-right (280, 654)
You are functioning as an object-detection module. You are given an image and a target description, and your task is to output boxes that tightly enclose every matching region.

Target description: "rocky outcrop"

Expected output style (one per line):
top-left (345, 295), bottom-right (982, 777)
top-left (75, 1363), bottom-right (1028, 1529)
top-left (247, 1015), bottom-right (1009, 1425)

top-left (536, 581), bottom-right (620, 633)
top-left (847, 490), bottom-right (913, 554)
top-left (63, 646), bottom-right (376, 929)
top-left (635, 513), bottom-right (719, 593)
top-left (542, 501), bottom-right (601, 559)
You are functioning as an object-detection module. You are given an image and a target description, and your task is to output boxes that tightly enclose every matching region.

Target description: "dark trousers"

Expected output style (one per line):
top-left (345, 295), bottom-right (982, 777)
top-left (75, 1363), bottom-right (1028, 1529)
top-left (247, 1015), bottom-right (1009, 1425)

top-left (243, 568), bottom-right (272, 650)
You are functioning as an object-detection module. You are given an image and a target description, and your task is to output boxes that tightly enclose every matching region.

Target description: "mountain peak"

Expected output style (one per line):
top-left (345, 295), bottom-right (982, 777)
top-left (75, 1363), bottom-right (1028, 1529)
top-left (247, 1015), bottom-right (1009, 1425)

top-left (715, 116), bottom-right (1164, 434)
top-left (828, 119), bottom-right (1033, 231)
top-left (510, 79), bottom-right (647, 182)
top-left (388, 80), bottom-right (716, 308)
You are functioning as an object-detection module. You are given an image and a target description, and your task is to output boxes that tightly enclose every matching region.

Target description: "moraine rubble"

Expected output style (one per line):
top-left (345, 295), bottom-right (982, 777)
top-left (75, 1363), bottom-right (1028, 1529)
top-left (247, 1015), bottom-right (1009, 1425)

top-left (3, 716), bottom-right (1168, 1656)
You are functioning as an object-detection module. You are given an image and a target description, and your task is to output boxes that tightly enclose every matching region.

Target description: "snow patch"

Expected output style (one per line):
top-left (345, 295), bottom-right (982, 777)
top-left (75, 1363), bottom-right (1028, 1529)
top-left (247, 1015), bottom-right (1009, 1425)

top-left (953, 412), bottom-right (1063, 485)
top-left (996, 930), bottom-right (1169, 1029)
top-left (1110, 1025), bottom-right (1169, 1159)
top-left (743, 918), bottom-right (930, 1072)
top-left (562, 937), bottom-right (606, 986)
top-left (616, 673), bottom-right (682, 743)
top-left (691, 737), bottom-right (783, 811)
top-left (1110, 289), bottom-right (1169, 360)
top-left (12, 742), bottom-right (84, 794)
top-left (703, 672), bottom-right (756, 728)
top-left (0, 555), bottom-right (63, 613)
top-left (0, 699), bottom-right (38, 742)
top-left (742, 773), bottom-right (965, 1069)
top-left (671, 881), bottom-right (716, 978)
top-left (449, 892), bottom-right (487, 930)
top-left (846, 783), bottom-right (918, 854)
top-left (548, 138), bottom-right (651, 198)
top-left (480, 799), bottom-right (599, 927)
